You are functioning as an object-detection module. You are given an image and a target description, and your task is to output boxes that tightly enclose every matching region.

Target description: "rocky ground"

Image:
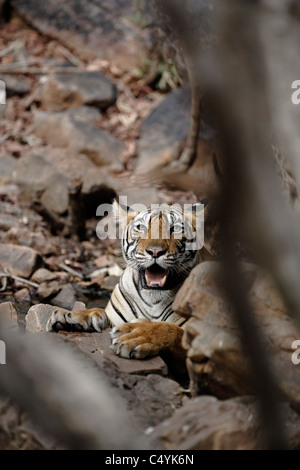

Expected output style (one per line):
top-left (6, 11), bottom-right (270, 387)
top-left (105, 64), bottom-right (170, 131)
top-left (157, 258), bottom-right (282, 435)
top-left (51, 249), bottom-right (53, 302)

top-left (1, 0), bottom-right (300, 450)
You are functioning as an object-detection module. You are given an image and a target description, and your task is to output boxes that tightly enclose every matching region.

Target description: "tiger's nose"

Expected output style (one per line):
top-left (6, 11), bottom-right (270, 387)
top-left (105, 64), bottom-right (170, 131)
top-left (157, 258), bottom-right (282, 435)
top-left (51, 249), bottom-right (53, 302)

top-left (146, 248), bottom-right (167, 258)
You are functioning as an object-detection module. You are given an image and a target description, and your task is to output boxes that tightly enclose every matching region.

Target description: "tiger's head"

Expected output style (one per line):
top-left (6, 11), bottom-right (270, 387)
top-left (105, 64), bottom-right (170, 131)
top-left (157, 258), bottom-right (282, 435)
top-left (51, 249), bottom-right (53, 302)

top-left (113, 200), bottom-right (205, 291)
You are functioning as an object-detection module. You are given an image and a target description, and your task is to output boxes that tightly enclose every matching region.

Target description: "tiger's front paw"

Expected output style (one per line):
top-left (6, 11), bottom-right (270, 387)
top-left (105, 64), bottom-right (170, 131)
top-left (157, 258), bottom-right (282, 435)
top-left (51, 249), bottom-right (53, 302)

top-left (46, 307), bottom-right (110, 332)
top-left (110, 320), bottom-right (183, 359)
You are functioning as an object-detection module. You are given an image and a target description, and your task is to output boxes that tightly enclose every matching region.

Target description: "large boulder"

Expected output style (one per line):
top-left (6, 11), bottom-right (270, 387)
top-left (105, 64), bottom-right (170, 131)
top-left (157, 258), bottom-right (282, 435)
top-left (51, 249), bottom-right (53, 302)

top-left (13, 150), bottom-right (117, 217)
top-left (0, 302), bottom-right (18, 328)
top-left (173, 261), bottom-right (300, 410)
top-left (31, 108), bottom-right (125, 169)
top-left (10, 0), bottom-right (154, 71)
top-left (135, 86), bottom-right (218, 198)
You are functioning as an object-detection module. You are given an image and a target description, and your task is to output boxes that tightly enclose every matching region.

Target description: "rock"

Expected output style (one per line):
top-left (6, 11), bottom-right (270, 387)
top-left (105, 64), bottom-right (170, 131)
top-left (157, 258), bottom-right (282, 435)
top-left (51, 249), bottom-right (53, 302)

top-left (150, 395), bottom-right (300, 450)
top-left (173, 261), bottom-right (300, 410)
top-left (0, 302), bottom-right (18, 328)
top-left (31, 268), bottom-right (58, 283)
top-left (60, 330), bottom-right (168, 377)
top-left (0, 154), bottom-right (17, 178)
top-left (32, 110), bottom-right (125, 168)
top-left (0, 75), bottom-right (30, 97)
top-left (25, 304), bottom-right (55, 333)
top-left (62, 105), bottom-right (101, 123)
top-left (184, 320), bottom-right (252, 398)
top-left (136, 86), bottom-right (191, 173)
top-left (3, 226), bottom-right (55, 256)
top-left (120, 185), bottom-right (164, 209)
top-left (39, 173), bottom-right (69, 215)
top-left (13, 150), bottom-right (117, 217)
top-left (101, 275), bottom-right (120, 291)
top-left (50, 284), bottom-right (77, 310)
top-left (13, 152), bottom-right (59, 194)
top-left (90, 264), bottom-right (123, 278)
top-left (0, 213), bottom-right (20, 231)
top-left (55, 330), bottom-right (182, 431)
top-left (0, 243), bottom-right (42, 278)
top-left (10, 0), bottom-right (154, 71)
top-left (37, 281), bottom-right (61, 300)
top-left (14, 288), bottom-right (31, 304)
top-left (135, 86), bottom-right (218, 197)
top-left (41, 71), bottom-right (117, 112)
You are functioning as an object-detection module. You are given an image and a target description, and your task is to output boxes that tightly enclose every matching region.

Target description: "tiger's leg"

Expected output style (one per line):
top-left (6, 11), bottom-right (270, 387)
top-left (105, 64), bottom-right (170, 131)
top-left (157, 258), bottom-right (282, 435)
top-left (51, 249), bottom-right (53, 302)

top-left (46, 307), bottom-right (111, 333)
top-left (110, 319), bottom-right (187, 379)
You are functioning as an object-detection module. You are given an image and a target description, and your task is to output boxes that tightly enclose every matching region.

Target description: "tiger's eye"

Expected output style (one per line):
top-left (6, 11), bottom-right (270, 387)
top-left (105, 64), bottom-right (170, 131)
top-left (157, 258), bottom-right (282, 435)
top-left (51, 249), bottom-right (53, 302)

top-left (135, 223), bottom-right (146, 233)
top-left (173, 224), bottom-right (183, 233)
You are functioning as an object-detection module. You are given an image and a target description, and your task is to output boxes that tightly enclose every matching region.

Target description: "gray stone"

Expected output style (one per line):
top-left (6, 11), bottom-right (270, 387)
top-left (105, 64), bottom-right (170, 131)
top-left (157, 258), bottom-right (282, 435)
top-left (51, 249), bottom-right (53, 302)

top-left (60, 330), bottom-right (168, 377)
top-left (13, 152), bottom-right (58, 194)
top-left (13, 150), bottom-right (117, 217)
top-left (121, 186), bottom-right (163, 208)
top-left (135, 87), bottom-right (218, 197)
top-left (0, 75), bottom-right (30, 97)
top-left (0, 213), bottom-right (20, 231)
top-left (56, 330), bottom-right (182, 431)
top-left (63, 105), bottom-right (101, 123)
top-left (136, 87), bottom-right (192, 174)
top-left (25, 304), bottom-right (55, 333)
top-left (41, 71), bottom-right (117, 112)
top-left (101, 275), bottom-right (120, 291)
top-left (10, 0), bottom-right (154, 71)
top-left (31, 268), bottom-right (58, 283)
top-left (0, 302), bottom-right (18, 328)
top-left (0, 154), bottom-right (17, 178)
top-left (31, 111), bottom-right (125, 168)
top-left (50, 284), bottom-right (77, 310)
top-left (39, 173), bottom-right (69, 215)
top-left (37, 281), bottom-right (61, 300)
top-left (14, 288), bottom-right (31, 303)
top-left (0, 243), bottom-right (42, 278)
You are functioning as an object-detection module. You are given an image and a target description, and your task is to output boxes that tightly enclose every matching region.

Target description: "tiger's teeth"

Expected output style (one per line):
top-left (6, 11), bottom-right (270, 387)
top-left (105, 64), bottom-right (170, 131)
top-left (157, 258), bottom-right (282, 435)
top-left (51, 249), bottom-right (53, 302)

top-left (145, 273), bottom-right (167, 287)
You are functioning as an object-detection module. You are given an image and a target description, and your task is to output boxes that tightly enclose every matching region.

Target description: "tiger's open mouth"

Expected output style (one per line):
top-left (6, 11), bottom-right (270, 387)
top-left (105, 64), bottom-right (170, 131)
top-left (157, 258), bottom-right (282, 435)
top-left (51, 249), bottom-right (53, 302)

top-left (141, 265), bottom-right (169, 290)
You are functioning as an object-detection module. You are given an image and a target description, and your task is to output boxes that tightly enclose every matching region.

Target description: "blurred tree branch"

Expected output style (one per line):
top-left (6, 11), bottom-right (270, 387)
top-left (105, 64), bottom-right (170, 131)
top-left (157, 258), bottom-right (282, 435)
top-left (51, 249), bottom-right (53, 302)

top-left (0, 321), bottom-right (144, 450)
top-left (160, 0), bottom-right (300, 449)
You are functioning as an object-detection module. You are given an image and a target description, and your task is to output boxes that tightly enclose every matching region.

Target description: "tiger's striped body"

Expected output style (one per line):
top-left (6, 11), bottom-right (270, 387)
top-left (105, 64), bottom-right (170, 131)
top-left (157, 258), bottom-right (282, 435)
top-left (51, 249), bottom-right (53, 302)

top-left (105, 202), bottom-right (202, 328)
top-left (106, 266), bottom-right (186, 327)
top-left (47, 200), bottom-right (207, 373)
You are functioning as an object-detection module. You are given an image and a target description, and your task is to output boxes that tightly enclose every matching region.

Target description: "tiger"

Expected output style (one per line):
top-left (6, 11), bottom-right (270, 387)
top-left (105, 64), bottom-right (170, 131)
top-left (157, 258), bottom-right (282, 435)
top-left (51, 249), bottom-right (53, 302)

top-left (46, 199), bottom-right (209, 377)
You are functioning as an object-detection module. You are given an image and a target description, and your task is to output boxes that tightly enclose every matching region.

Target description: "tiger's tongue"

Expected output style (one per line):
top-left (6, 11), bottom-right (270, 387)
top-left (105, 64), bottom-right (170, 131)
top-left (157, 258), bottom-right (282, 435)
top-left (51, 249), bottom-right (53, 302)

top-left (145, 268), bottom-right (168, 287)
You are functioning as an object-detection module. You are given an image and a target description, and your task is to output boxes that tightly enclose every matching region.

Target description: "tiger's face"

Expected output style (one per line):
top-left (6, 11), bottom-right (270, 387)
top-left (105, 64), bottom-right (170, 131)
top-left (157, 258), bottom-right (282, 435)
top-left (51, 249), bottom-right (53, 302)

top-left (114, 201), bottom-right (204, 291)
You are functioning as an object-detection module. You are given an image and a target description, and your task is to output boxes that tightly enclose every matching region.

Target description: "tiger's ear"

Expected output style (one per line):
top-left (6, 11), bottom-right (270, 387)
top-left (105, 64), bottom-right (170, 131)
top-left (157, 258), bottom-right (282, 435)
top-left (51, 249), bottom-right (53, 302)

top-left (112, 199), bottom-right (139, 230)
